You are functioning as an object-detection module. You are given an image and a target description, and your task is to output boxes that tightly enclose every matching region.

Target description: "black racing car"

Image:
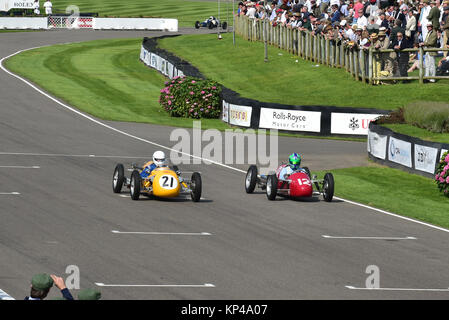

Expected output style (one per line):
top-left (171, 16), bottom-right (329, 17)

top-left (195, 16), bottom-right (227, 30)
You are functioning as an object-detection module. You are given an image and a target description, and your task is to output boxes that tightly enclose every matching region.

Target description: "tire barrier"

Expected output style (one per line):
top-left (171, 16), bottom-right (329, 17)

top-left (141, 36), bottom-right (390, 137)
top-left (368, 122), bottom-right (449, 178)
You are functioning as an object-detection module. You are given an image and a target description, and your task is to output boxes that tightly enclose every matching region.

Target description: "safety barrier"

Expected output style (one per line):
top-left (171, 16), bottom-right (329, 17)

top-left (368, 122), bottom-right (449, 177)
top-left (0, 17), bottom-right (47, 29)
top-left (141, 36), bottom-right (390, 137)
top-left (0, 16), bottom-right (178, 31)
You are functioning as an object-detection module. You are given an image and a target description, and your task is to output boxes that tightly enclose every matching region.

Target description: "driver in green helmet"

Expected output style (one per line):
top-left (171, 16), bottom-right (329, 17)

top-left (279, 153), bottom-right (306, 179)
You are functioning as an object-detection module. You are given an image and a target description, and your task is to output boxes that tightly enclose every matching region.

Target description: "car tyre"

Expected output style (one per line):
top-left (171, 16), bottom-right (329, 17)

top-left (195, 21), bottom-right (200, 29)
top-left (322, 172), bottom-right (334, 202)
top-left (112, 164), bottom-right (125, 193)
top-left (190, 172), bottom-right (202, 202)
top-left (130, 170), bottom-right (141, 200)
top-left (222, 21), bottom-right (227, 30)
top-left (245, 165), bottom-right (258, 193)
top-left (266, 174), bottom-right (278, 201)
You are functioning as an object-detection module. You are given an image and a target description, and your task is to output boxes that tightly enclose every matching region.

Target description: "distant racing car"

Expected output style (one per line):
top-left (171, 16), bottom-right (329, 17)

top-left (195, 16), bottom-right (227, 30)
top-left (244, 164), bottom-right (334, 202)
top-left (112, 163), bottom-right (202, 202)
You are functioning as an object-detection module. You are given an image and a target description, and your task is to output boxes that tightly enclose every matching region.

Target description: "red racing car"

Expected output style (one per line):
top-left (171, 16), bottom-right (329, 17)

top-left (245, 164), bottom-right (334, 202)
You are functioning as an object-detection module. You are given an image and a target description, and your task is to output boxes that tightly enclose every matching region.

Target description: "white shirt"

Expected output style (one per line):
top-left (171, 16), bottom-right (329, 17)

top-left (246, 7), bottom-right (256, 18)
top-left (44, 1), bottom-right (52, 14)
top-left (357, 15), bottom-right (368, 29)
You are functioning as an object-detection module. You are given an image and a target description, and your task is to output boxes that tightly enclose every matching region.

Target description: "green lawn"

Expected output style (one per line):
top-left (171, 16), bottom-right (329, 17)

top-left (3, 38), bottom-right (230, 130)
top-left (317, 165), bottom-right (449, 229)
top-left (47, 0), bottom-right (232, 27)
top-left (157, 33), bottom-right (449, 109)
top-left (382, 123), bottom-right (449, 144)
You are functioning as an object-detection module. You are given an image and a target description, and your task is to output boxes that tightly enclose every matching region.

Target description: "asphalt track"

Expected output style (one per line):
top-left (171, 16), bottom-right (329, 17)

top-left (1, 29), bottom-right (449, 300)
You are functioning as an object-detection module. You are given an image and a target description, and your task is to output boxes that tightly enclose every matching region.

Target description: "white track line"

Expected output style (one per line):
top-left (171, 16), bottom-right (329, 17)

top-left (346, 286), bottom-right (449, 292)
top-left (322, 235), bottom-right (417, 240)
top-left (111, 230), bottom-right (212, 236)
top-left (0, 165), bottom-right (40, 168)
top-left (0, 289), bottom-right (15, 300)
top-left (333, 196), bottom-right (449, 234)
top-left (2, 47), bottom-right (449, 235)
top-left (95, 283), bottom-right (215, 288)
top-left (0, 152), bottom-right (150, 159)
top-left (0, 192), bottom-right (20, 195)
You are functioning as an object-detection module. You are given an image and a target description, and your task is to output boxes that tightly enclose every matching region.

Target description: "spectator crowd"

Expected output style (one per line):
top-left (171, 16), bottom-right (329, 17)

top-left (238, 0), bottom-right (449, 82)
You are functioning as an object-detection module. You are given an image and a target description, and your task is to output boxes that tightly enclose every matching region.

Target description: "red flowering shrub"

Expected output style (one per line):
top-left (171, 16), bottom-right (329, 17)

top-left (159, 76), bottom-right (221, 119)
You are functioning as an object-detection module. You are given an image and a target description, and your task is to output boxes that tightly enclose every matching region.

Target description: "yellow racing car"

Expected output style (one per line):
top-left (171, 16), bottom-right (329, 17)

top-left (112, 163), bottom-right (202, 202)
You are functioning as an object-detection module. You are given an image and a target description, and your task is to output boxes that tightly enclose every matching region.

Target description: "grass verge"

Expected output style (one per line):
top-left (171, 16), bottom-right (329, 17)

top-left (3, 37), bottom-right (365, 141)
top-left (49, 0), bottom-right (232, 27)
top-left (157, 33), bottom-right (449, 109)
top-left (381, 123), bottom-right (449, 144)
top-left (316, 164), bottom-right (449, 229)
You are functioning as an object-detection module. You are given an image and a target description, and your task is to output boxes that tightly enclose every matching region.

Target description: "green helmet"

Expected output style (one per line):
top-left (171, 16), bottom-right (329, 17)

top-left (288, 153), bottom-right (301, 170)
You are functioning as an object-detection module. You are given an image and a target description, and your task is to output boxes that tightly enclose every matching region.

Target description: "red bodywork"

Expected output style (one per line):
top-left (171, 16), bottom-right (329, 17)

top-left (276, 165), bottom-right (313, 198)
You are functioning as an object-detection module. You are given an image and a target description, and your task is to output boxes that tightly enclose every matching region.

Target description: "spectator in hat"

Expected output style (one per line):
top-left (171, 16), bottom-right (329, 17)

top-left (427, 0), bottom-right (441, 29)
top-left (25, 274), bottom-right (74, 300)
top-left (375, 28), bottom-right (394, 75)
top-left (377, 12), bottom-right (391, 30)
top-left (420, 22), bottom-right (438, 81)
top-left (78, 288), bottom-right (101, 300)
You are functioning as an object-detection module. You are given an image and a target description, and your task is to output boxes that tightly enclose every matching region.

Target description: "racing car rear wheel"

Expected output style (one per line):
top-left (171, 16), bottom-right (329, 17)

top-left (207, 21), bottom-right (213, 29)
top-left (130, 170), bottom-right (141, 200)
top-left (266, 174), bottom-right (278, 201)
top-left (245, 165), bottom-right (258, 193)
top-left (322, 173), bottom-right (334, 202)
top-left (222, 21), bottom-right (227, 30)
top-left (190, 172), bottom-right (202, 202)
top-left (195, 21), bottom-right (200, 29)
top-left (112, 163), bottom-right (125, 193)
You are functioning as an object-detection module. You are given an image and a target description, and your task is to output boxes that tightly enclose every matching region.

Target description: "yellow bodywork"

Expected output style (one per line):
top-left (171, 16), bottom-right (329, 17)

top-left (145, 166), bottom-right (181, 198)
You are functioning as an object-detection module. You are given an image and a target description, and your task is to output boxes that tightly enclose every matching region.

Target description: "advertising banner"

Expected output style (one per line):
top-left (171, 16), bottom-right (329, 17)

top-left (0, 0), bottom-right (34, 11)
top-left (259, 108), bottom-right (321, 132)
top-left (229, 104), bottom-right (252, 127)
top-left (222, 101), bottom-right (229, 123)
top-left (414, 144), bottom-right (438, 174)
top-left (368, 130), bottom-right (388, 160)
top-left (150, 53), bottom-right (157, 69)
top-left (388, 137), bottom-right (412, 168)
top-left (331, 113), bottom-right (383, 135)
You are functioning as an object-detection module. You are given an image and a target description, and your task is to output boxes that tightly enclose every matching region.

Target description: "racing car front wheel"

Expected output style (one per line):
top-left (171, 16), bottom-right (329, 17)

top-left (221, 21), bottom-right (227, 30)
top-left (112, 163), bottom-right (125, 193)
top-left (322, 173), bottom-right (334, 202)
top-left (266, 174), bottom-right (278, 201)
top-left (245, 165), bottom-right (258, 193)
top-left (195, 21), bottom-right (200, 29)
top-left (130, 170), bottom-right (141, 200)
top-left (190, 172), bottom-right (202, 202)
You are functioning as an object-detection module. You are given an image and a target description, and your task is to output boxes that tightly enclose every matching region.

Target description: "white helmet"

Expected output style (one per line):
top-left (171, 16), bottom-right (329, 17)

top-left (152, 151), bottom-right (166, 167)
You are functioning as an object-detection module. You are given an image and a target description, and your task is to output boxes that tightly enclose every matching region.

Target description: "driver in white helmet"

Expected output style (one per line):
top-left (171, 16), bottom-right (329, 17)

top-left (140, 151), bottom-right (167, 179)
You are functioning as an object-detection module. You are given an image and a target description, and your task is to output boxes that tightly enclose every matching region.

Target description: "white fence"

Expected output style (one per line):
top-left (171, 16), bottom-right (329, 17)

top-left (0, 17), bottom-right (178, 31)
top-left (0, 17), bottom-right (47, 29)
